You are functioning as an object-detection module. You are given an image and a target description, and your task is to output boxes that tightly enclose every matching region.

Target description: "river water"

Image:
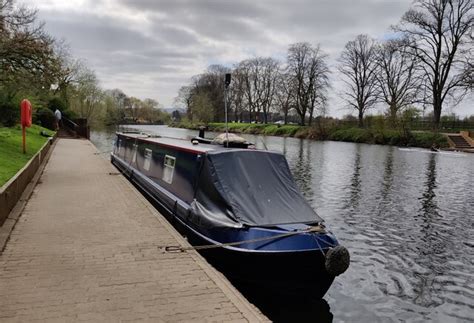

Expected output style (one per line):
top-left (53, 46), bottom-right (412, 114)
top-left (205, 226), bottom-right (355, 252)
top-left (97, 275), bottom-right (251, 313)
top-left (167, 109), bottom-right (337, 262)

top-left (91, 125), bottom-right (473, 322)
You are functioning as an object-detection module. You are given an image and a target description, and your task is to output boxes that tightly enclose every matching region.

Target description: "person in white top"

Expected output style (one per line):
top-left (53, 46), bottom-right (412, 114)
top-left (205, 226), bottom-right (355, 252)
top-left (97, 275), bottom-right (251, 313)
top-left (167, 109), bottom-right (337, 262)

top-left (54, 109), bottom-right (62, 130)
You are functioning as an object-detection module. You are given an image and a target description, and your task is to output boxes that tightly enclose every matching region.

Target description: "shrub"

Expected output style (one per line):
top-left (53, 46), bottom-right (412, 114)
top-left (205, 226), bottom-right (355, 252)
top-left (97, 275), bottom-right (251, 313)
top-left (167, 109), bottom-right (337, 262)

top-left (294, 127), bottom-right (311, 138)
top-left (243, 124), bottom-right (266, 134)
top-left (262, 125), bottom-right (278, 135)
top-left (0, 100), bottom-right (19, 127)
top-left (274, 125), bottom-right (301, 136)
top-left (410, 132), bottom-right (449, 148)
top-left (47, 97), bottom-right (67, 112)
top-left (227, 123), bottom-right (247, 133)
top-left (62, 109), bottom-right (77, 120)
top-left (34, 107), bottom-right (56, 130)
top-left (208, 123), bottom-right (226, 132)
top-left (329, 128), bottom-right (372, 143)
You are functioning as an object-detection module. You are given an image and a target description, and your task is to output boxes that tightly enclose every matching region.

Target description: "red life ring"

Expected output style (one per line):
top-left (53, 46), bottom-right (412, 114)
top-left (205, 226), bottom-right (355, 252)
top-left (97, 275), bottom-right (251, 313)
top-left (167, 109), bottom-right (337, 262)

top-left (20, 99), bottom-right (32, 128)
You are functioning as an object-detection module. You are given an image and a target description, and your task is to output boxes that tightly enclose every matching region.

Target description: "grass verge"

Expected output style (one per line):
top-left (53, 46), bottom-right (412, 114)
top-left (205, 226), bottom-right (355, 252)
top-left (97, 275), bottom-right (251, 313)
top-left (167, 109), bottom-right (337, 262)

top-left (0, 124), bottom-right (55, 186)
top-left (328, 128), bottom-right (449, 148)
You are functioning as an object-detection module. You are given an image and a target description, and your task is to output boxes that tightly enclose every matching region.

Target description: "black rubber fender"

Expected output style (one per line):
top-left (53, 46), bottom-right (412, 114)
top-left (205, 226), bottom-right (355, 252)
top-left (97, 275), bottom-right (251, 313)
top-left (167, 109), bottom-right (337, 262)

top-left (325, 245), bottom-right (350, 276)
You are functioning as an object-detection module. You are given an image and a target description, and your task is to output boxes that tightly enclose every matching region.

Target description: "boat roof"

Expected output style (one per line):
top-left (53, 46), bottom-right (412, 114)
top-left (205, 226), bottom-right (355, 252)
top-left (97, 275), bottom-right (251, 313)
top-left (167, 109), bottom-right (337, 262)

top-left (116, 131), bottom-right (226, 154)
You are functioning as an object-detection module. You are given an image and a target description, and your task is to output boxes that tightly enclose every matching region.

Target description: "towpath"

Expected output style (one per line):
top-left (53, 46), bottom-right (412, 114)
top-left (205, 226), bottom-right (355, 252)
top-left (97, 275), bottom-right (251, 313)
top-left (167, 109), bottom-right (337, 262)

top-left (0, 139), bottom-right (266, 322)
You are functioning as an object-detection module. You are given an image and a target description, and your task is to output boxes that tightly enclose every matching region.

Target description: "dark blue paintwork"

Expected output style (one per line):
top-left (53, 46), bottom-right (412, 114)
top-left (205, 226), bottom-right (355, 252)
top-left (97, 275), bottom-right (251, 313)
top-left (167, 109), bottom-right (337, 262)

top-left (111, 132), bottom-right (345, 297)
top-left (111, 132), bottom-right (339, 253)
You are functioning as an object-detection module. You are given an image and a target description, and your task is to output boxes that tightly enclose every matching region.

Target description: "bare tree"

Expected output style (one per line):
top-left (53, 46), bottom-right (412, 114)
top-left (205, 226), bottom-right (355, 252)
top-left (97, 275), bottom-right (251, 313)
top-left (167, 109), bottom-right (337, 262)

top-left (275, 71), bottom-right (295, 124)
top-left (462, 33), bottom-right (474, 90)
top-left (287, 42), bottom-right (330, 126)
top-left (228, 65), bottom-right (247, 122)
top-left (236, 60), bottom-right (254, 121)
top-left (376, 39), bottom-right (421, 126)
top-left (308, 58), bottom-right (330, 125)
top-left (174, 85), bottom-right (193, 118)
top-left (189, 65), bottom-right (230, 122)
top-left (238, 57), bottom-right (279, 123)
top-left (189, 92), bottom-right (213, 123)
top-left (395, 0), bottom-right (474, 129)
top-left (338, 35), bottom-right (380, 127)
top-left (259, 58), bottom-right (280, 123)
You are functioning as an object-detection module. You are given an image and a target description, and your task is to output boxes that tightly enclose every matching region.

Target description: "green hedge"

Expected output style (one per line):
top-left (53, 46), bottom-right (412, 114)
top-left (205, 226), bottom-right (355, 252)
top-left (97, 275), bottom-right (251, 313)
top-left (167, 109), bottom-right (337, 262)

top-left (206, 123), bottom-right (303, 136)
top-left (328, 128), bottom-right (448, 148)
top-left (0, 100), bottom-right (19, 127)
top-left (330, 128), bottom-right (373, 143)
top-left (410, 132), bottom-right (448, 148)
top-left (172, 122), bottom-right (450, 149)
top-left (34, 108), bottom-right (56, 130)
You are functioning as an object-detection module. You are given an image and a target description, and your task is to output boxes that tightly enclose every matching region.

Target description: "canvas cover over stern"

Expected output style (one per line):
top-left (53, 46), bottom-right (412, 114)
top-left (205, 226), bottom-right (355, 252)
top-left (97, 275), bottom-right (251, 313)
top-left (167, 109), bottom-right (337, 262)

top-left (192, 149), bottom-right (323, 228)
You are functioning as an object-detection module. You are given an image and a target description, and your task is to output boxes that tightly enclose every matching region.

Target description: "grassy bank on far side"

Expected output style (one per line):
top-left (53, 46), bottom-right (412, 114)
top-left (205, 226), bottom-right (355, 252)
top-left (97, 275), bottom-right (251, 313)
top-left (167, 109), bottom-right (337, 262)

top-left (171, 121), bottom-right (449, 149)
top-left (328, 128), bottom-right (449, 148)
top-left (0, 125), bottom-right (55, 186)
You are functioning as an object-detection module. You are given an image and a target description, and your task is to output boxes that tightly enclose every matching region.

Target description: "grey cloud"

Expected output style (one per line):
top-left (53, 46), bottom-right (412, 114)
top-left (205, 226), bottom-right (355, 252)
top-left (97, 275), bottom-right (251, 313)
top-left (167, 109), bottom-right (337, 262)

top-left (150, 24), bottom-right (200, 47)
top-left (42, 12), bottom-right (152, 52)
top-left (119, 0), bottom-right (268, 20)
top-left (29, 0), bottom-right (472, 116)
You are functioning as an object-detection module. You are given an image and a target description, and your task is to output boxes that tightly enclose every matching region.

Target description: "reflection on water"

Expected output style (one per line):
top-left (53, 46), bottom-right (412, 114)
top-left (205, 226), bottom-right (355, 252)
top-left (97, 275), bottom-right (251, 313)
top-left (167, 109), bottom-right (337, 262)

top-left (380, 146), bottom-right (394, 203)
top-left (348, 145), bottom-right (362, 209)
top-left (292, 139), bottom-right (314, 202)
top-left (239, 286), bottom-right (333, 323)
top-left (91, 125), bottom-right (474, 322)
top-left (420, 154), bottom-right (439, 218)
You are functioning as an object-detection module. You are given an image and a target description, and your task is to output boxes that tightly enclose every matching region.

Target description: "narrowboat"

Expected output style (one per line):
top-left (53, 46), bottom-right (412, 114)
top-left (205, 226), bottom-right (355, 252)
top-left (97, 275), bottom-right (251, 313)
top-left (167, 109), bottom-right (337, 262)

top-left (111, 131), bottom-right (349, 298)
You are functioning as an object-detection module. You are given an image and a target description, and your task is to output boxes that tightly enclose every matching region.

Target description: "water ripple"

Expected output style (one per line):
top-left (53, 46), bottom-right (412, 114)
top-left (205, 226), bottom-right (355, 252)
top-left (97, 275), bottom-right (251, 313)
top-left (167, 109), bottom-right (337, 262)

top-left (91, 127), bottom-right (474, 322)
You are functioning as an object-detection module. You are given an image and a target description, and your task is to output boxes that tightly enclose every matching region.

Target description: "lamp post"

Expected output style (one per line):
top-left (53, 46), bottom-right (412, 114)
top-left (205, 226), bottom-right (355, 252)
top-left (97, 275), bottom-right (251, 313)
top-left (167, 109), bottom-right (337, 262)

top-left (224, 73), bottom-right (231, 147)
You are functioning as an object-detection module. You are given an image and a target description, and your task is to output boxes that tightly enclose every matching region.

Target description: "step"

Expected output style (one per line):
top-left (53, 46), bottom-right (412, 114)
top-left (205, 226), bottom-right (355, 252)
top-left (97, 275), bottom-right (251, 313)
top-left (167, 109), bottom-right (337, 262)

top-left (448, 135), bottom-right (472, 148)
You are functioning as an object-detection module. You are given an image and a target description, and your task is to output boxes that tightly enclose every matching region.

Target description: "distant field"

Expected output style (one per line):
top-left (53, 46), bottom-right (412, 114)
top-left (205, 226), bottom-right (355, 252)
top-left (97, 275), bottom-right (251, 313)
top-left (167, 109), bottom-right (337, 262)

top-left (0, 125), bottom-right (54, 186)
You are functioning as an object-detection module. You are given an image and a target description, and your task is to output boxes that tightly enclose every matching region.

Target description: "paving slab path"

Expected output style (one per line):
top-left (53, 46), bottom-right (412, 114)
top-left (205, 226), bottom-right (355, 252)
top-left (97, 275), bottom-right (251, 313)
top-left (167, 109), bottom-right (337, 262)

top-left (0, 139), bottom-right (266, 322)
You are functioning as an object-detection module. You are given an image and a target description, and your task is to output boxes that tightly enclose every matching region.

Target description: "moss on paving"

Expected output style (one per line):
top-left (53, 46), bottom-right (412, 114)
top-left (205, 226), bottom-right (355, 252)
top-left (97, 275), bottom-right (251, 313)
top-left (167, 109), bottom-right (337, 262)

top-left (0, 124), bottom-right (54, 186)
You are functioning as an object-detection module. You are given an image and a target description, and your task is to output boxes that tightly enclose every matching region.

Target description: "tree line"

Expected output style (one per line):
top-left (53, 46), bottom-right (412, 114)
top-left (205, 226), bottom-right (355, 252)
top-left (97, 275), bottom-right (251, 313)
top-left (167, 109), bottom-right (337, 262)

top-left (175, 44), bottom-right (329, 127)
top-left (176, 0), bottom-right (473, 129)
top-left (0, 0), bottom-right (168, 129)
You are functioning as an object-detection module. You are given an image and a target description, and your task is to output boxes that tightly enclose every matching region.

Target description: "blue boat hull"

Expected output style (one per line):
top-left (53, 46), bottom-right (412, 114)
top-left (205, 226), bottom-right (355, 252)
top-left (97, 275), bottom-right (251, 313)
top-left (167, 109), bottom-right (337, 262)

top-left (196, 241), bottom-right (334, 298)
top-left (112, 153), bottom-right (335, 298)
top-left (109, 132), bottom-right (349, 298)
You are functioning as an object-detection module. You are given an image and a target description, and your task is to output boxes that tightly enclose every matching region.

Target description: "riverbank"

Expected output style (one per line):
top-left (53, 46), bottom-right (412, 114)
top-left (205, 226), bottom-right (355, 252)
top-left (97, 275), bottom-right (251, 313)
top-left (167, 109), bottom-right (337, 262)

top-left (172, 122), bottom-right (449, 149)
top-left (0, 125), bottom-right (55, 186)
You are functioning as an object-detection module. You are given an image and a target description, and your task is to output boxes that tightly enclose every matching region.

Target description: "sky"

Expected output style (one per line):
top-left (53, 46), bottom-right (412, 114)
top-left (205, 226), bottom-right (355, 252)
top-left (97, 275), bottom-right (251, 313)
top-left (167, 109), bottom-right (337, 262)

top-left (23, 0), bottom-right (472, 117)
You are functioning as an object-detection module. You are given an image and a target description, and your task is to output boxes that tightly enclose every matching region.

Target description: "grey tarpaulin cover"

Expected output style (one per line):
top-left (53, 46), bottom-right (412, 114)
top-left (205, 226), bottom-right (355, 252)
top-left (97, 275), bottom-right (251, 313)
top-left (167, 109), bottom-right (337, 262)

top-left (191, 149), bottom-right (323, 228)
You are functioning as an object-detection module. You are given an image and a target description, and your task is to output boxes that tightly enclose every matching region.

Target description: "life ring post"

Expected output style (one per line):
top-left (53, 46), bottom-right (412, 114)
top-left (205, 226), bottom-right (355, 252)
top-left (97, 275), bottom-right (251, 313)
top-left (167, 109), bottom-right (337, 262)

top-left (20, 99), bottom-right (32, 154)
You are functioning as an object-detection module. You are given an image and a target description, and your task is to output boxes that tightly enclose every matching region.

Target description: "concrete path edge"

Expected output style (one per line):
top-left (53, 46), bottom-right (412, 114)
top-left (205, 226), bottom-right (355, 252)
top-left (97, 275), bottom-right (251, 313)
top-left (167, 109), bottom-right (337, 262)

top-left (90, 141), bottom-right (267, 322)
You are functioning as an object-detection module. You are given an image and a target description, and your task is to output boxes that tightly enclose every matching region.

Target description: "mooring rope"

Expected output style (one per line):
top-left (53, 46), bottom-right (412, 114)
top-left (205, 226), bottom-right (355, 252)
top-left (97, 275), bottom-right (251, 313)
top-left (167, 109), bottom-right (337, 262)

top-left (161, 225), bottom-right (335, 253)
top-left (93, 150), bottom-right (111, 155)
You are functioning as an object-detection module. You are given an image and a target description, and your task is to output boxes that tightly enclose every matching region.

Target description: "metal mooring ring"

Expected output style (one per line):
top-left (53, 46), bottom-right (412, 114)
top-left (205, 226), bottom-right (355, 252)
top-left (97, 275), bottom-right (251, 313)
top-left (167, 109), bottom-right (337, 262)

top-left (164, 246), bottom-right (185, 253)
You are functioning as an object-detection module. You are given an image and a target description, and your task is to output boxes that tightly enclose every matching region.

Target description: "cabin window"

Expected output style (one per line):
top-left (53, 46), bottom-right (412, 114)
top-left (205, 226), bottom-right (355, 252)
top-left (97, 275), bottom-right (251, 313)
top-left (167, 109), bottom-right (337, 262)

top-left (132, 144), bottom-right (138, 164)
top-left (144, 148), bottom-right (152, 171)
top-left (162, 155), bottom-right (176, 184)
